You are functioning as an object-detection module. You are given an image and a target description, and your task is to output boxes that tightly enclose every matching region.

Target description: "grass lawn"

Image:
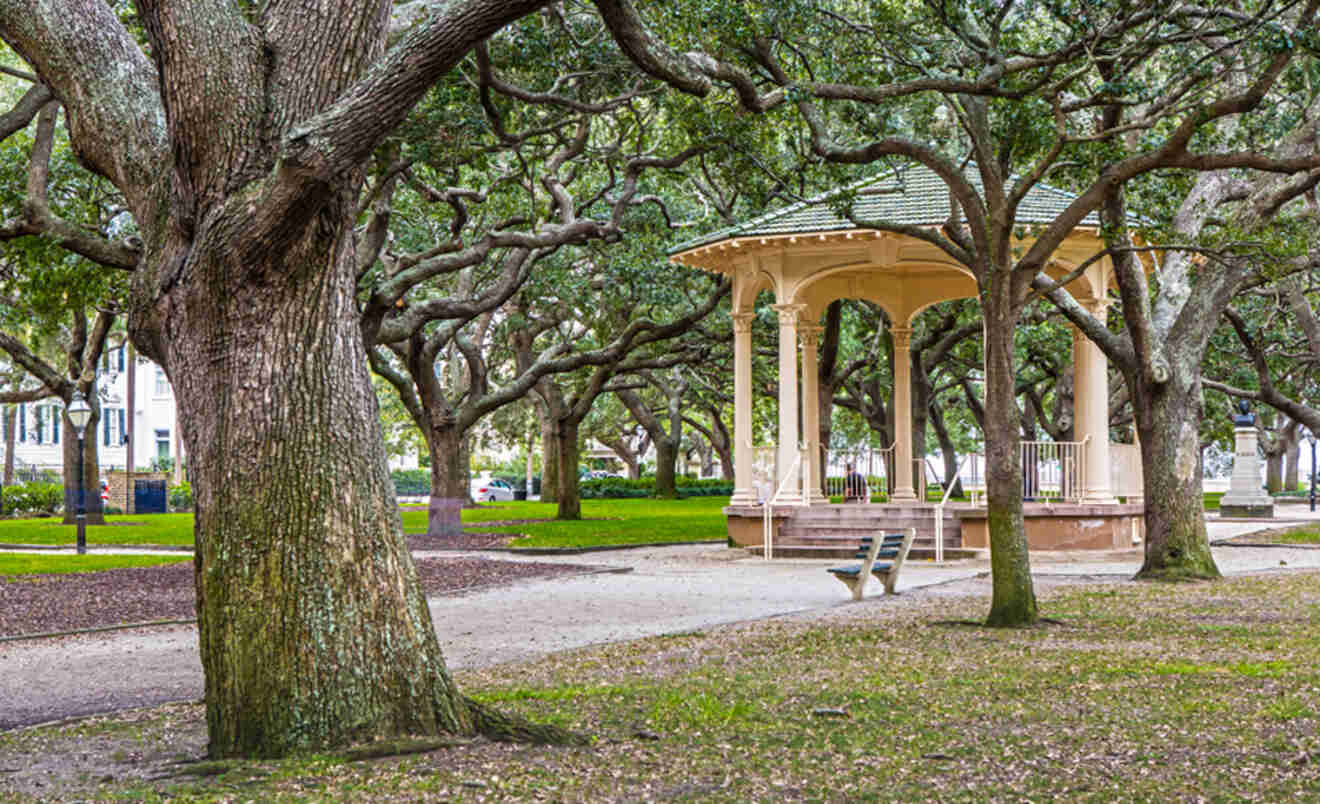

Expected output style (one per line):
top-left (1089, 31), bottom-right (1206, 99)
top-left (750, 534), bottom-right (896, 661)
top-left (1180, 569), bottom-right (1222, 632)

top-left (402, 497), bottom-right (730, 548)
top-left (0, 552), bottom-right (191, 576)
top-left (1253, 525), bottom-right (1320, 545)
top-left (0, 498), bottom-right (729, 549)
top-left (8, 570), bottom-right (1320, 800)
top-left (0, 513), bottom-right (196, 547)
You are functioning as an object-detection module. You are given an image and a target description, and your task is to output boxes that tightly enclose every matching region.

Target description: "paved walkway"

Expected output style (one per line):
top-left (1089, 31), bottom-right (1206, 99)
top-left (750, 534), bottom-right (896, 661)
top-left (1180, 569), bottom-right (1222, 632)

top-left (2, 507), bottom-right (1318, 731)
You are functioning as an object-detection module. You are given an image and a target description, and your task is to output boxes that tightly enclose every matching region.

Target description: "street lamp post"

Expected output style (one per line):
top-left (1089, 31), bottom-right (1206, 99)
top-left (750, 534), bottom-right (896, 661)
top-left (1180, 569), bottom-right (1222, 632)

top-left (66, 392), bottom-right (91, 555)
top-left (1307, 430), bottom-right (1317, 514)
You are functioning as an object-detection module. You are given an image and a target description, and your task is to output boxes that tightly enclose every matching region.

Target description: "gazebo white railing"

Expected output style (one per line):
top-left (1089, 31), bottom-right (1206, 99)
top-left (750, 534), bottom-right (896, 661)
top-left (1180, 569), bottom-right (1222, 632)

top-left (1021, 437), bottom-right (1087, 502)
top-left (950, 438), bottom-right (1088, 505)
top-left (822, 445), bottom-right (895, 500)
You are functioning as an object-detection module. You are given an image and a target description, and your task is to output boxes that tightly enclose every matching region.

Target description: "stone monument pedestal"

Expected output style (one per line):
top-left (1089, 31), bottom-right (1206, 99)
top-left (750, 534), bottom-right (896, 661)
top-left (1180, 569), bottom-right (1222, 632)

top-left (1220, 425), bottom-right (1273, 518)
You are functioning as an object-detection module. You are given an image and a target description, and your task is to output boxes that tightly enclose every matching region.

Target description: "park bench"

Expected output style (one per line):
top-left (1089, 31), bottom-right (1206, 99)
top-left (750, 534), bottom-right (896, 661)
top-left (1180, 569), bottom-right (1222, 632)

top-left (826, 527), bottom-right (916, 600)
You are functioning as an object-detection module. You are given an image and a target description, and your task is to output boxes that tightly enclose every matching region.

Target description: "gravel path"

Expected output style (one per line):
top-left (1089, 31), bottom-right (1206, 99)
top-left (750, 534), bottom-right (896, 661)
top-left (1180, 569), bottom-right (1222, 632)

top-left (3, 512), bottom-right (1318, 734)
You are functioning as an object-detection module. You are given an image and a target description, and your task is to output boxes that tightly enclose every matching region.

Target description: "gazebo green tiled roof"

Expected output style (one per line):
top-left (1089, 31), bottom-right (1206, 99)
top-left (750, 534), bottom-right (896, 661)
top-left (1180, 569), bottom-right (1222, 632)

top-left (669, 163), bottom-right (1101, 256)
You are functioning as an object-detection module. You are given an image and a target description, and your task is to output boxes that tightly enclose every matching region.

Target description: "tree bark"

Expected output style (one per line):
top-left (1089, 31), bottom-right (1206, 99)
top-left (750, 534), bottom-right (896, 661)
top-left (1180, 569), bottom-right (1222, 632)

top-left (426, 422), bottom-right (465, 538)
top-left (981, 287), bottom-right (1037, 626)
top-left (539, 408), bottom-right (559, 503)
top-left (1132, 372), bottom-right (1221, 580)
top-left (929, 402), bottom-right (964, 497)
top-left (652, 436), bottom-right (679, 498)
top-left (555, 419), bottom-right (581, 519)
top-left (160, 211), bottom-right (483, 758)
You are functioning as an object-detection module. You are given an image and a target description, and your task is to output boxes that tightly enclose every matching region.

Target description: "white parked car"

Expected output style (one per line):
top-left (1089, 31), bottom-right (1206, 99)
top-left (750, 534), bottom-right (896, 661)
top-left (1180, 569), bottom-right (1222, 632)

top-left (471, 478), bottom-right (515, 502)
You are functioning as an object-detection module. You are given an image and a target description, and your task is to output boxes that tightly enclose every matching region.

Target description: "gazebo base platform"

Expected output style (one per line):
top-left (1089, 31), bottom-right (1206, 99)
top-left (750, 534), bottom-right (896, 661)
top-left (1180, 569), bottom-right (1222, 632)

top-left (725, 501), bottom-right (1145, 558)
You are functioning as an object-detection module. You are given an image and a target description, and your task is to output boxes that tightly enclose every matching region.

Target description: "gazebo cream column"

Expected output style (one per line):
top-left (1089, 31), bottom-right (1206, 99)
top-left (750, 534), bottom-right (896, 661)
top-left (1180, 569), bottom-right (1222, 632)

top-left (772, 303), bottom-right (805, 503)
top-left (890, 326), bottom-right (917, 501)
top-left (729, 311), bottom-right (758, 506)
top-left (799, 324), bottom-right (828, 505)
top-left (1072, 299), bottom-right (1115, 502)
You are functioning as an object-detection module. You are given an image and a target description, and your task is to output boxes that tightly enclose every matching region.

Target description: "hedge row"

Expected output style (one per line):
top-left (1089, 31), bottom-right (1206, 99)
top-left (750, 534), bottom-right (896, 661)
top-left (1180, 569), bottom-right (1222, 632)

top-left (580, 477), bottom-right (733, 499)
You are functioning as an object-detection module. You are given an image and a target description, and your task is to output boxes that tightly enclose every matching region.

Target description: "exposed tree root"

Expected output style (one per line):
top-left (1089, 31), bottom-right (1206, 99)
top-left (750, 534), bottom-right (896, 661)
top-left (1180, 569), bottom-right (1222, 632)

top-left (1134, 567), bottom-right (1221, 583)
top-left (339, 736), bottom-right (477, 761)
top-left (464, 696), bottom-right (591, 746)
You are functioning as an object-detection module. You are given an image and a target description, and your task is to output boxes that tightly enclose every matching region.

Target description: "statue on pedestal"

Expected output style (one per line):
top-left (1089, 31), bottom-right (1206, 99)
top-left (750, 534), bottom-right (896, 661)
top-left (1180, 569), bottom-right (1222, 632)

top-left (1220, 399), bottom-right (1273, 518)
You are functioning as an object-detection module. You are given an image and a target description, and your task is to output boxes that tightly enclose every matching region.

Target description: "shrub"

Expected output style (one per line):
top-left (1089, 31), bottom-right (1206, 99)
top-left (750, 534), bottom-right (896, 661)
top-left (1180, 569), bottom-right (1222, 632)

top-left (578, 477), bottom-right (733, 499)
top-left (1, 482), bottom-right (64, 516)
top-left (168, 482), bottom-right (193, 512)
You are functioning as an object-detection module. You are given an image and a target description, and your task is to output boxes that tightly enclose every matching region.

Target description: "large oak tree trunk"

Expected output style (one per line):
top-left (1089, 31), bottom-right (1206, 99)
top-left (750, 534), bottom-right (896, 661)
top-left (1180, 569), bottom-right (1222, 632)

top-left (151, 202), bottom-right (477, 757)
top-left (426, 422), bottom-right (466, 538)
top-left (540, 412), bottom-right (559, 504)
top-left (555, 419), bottom-right (582, 519)
top-left (1132, 374), bottom-right (1220, 580)
top-left (982, 289), bottom-right (1037, 627)
top-left (653, 436), bottom-right (679, 498)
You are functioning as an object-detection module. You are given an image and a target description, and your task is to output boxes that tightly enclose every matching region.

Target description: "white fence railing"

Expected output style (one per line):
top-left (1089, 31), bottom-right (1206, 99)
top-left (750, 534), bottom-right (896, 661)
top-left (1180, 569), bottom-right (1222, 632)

top-left (822, 445), bottom-right (894, 500)
top-left (1021, 437), bottom-right (1086, 502)
top-left (813, 437), bottom-right (1106, 507)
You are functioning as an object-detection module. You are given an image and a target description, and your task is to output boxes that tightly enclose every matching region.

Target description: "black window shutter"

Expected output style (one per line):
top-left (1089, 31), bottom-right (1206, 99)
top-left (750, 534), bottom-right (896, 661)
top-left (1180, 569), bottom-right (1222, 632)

top-left (119, 409), bottom-right (126, 445)
top-left (104, 409), bottom-right (111, 446)
top-left (19, 405), bottom-right (25, 442)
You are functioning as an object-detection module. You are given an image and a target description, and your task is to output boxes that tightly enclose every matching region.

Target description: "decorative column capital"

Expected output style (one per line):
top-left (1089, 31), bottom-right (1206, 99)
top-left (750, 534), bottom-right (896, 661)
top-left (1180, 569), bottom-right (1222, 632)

top-left (731, 312), bottom-right (756, 335)
top-left (890, 326), bottom-right (913, 349)
top-left (772, 303), bottom-right (806, 327)
top-left (798, 325), bottom-right (824, 348)
top-left (1081, 296), bottom-right (1112, 318)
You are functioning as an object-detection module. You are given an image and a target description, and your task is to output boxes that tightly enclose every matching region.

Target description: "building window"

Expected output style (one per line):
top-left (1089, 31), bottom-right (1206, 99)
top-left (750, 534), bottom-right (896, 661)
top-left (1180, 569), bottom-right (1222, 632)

top-left (104, 407), bottom-right (124, 447)
top-left (156, 429), bottom-right (170, 461)
top-left (154, 366), bottom-right (171, 397)
top-left (102, 345), bottom-right (125, 374)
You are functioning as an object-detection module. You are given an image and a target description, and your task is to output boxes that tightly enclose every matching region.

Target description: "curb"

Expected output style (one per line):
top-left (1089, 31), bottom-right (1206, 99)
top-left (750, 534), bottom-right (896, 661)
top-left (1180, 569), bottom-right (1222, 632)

top-left (1210, 539), bottom-right (1320, 550)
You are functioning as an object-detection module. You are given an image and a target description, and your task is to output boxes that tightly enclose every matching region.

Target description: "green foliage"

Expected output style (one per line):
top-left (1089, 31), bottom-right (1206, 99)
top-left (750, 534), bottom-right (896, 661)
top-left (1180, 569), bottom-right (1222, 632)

top-left (579, 476), bottom-right (732, 498)
top-left (0, 482), bottom-right (63, 517)
top-left (168, 482), bottom-right (192, 512)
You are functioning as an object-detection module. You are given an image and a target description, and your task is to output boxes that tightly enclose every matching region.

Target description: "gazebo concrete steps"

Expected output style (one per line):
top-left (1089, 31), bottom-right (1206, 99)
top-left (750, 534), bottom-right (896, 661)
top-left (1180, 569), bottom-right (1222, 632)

top-left (745, 542), bottom-right (982, 561)
top-left (756, 504), bottom-right (971, 560)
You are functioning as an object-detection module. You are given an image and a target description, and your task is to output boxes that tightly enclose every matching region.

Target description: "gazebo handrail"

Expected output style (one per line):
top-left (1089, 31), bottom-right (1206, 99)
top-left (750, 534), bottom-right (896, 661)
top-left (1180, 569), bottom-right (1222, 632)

top-left (762, 446), bottom-right (807, 561)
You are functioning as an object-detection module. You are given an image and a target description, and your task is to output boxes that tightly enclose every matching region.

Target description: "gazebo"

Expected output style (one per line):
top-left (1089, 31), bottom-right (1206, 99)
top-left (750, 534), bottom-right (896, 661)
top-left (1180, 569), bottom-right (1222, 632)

top-left (669, 165), bottom-right (1144, 555)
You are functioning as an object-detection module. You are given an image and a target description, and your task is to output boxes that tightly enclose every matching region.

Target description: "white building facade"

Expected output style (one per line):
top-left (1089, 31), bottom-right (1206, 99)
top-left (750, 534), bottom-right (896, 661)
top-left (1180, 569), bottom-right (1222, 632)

top-left (6, 345), bottom-right (182, 476)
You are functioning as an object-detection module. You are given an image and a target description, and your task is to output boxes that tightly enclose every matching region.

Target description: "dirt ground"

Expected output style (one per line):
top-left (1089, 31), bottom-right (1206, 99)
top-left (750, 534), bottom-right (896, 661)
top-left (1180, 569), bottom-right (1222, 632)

top-left (0, 556), bottom-right (597, 639)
